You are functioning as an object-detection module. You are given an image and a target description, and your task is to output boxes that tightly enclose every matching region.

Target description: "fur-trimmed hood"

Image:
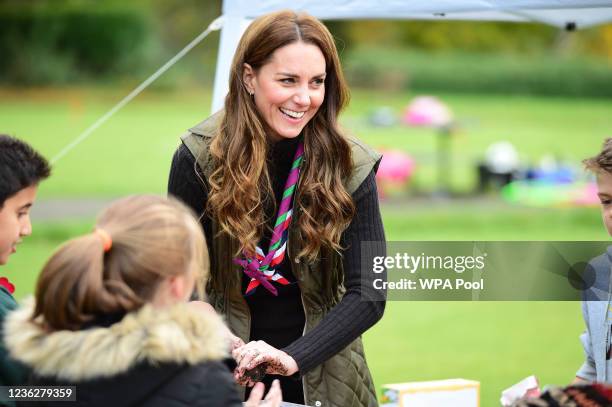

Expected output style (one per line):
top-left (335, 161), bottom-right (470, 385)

top-left (3, 299), bottom-right (229, 381)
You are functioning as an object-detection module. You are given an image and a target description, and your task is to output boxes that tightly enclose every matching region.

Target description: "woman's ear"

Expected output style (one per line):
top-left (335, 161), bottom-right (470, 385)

top-left (243, 63), bottom-right (255, 95)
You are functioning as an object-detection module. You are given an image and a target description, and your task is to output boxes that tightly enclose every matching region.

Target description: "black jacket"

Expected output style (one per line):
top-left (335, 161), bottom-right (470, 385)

top-left (3, 300), bottom-right (243, 407)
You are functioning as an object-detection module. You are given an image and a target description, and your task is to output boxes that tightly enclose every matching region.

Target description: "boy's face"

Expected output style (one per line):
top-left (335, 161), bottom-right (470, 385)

top-left (597, 171), bottom-right (612, 236)
top-left (0, 185), bottom-right (38, 265)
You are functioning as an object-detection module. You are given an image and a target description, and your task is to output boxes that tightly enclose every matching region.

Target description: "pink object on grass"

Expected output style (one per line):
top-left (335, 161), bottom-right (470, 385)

top-left (402, 96), bottom-right (453, 127)
top-left (377, 151), bottom-right (415, 183)
top-left (376, 150), bottom-right (415, 198)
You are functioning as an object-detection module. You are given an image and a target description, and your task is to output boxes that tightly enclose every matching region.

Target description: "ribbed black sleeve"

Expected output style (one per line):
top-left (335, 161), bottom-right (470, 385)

top-left (168, 144), bottom-right (207, 217)
top-left (281, 169), bottom-right (387, 374)
top-left (167, 143), bottom-right (387, 375)
top-left (167, 144), bottom-right (214, 260)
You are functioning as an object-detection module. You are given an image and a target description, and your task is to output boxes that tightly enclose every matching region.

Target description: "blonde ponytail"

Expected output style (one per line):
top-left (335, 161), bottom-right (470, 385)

top-left (32, 195), bottom-right (208, 331)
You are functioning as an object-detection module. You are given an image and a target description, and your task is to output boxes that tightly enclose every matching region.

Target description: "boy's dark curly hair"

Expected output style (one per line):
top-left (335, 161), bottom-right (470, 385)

top-left (0, 135), bottom-right (51, 207)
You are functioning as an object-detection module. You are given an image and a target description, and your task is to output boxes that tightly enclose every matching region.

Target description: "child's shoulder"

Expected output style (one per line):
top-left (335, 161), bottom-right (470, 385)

top-left (585, 248), bottom-right (612, 300)
top-left (589, 250), bottom-right (611, 269)
top-left (0, 285), bottom-right (17, 316)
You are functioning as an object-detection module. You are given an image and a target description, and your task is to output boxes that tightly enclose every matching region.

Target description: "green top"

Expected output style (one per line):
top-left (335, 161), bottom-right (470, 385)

top-left (0, 286), bottom-right (28, 396)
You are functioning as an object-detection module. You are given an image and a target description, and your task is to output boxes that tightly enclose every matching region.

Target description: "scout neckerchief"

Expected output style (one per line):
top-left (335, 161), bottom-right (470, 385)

top-left (233, 141), bottom-right (304, 296)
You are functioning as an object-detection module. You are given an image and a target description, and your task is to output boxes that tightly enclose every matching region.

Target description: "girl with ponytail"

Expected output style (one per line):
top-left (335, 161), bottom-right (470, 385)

top-left (3, 195), bottom-right (281, 407)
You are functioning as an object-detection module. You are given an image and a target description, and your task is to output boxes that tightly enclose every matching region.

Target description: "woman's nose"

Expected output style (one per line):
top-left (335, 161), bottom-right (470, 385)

top-left (293, 87), bottom-right (310, 106)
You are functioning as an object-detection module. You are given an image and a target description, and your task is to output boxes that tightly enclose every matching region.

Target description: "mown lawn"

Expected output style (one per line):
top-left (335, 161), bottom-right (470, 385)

top-left (4, 202), bottom-right (606, 406)
top-left (2, 86), bottom-right (611, 405)
top-left (1, 86), bottom-right (611, 196)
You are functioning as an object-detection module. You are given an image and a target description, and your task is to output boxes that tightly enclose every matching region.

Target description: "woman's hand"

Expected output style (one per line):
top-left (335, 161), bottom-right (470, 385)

top-left (244, 380), bottom-right (282, 407)
top-left (232, 340), bottom-right (299, 386)
top-left (188, 301), bottom-right (244, 351)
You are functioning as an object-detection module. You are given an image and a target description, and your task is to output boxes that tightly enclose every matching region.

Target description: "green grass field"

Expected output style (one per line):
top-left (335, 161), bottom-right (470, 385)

top-left (2, 86), bottom-right (611, 196)
top-left (4, 203), bottom-right (606, 406)
top-left (2, 86), bottom-right (611, 405)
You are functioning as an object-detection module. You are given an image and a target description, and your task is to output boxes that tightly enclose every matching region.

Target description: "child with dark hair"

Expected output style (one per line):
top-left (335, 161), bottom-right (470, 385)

top-left (0, 134), bottom-right (50, 265)
top-left (0, 134), bottom-right (50, 389)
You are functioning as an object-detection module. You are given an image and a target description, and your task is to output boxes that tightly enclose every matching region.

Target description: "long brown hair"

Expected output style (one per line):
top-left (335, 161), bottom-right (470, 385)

top-left (32, 195), bottom-right (208, 331)
top-left (208, 10), bottom-right (355, 262)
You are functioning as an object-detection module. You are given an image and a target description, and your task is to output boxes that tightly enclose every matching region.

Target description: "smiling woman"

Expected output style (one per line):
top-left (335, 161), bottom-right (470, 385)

top-left (242, 42), bottom-right (326, 141)
top-left (168, 10), bottom-right (386, 407)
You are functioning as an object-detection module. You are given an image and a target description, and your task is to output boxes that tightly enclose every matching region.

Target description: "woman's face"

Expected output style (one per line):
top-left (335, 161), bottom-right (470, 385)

top-left (243, 41), bottom-right (327, 142)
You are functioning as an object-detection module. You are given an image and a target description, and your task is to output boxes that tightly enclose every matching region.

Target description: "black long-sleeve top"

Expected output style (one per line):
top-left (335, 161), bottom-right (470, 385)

top-left (168, 136), bottom-right (386, 400)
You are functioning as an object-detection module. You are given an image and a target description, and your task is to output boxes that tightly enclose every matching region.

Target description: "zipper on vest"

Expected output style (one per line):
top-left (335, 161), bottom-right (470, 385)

top-left (224, 271), bottom-right (252, 340)
top-left (225, 276), bottom-right (251, 400)
top-left (288, 226), bottom-right (315, 405)
top-left (299, 291), bottom-right (310, 405)
top-left (225, 270), bottom-right (251, 402)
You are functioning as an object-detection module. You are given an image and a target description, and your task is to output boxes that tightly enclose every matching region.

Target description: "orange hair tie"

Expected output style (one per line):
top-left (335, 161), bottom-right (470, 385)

top-left (94, 228), bottom-right (112, 252)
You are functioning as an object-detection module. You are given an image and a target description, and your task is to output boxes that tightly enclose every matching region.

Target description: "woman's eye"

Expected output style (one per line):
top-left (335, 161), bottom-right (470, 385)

top-left (312, 78), bottom-right (325, 85)
top-left (280, 78), bottom-right (295, 84)
top-left (601, 200), bottom-right (611, 205)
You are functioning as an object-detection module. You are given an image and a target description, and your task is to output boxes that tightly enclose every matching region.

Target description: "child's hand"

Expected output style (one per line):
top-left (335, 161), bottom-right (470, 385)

top-left (244, 380), bottom-right (282, 407)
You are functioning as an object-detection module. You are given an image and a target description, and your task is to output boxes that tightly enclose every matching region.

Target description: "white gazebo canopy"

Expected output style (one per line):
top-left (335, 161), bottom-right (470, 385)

top-left (212, 0), bottom-right (612, 111)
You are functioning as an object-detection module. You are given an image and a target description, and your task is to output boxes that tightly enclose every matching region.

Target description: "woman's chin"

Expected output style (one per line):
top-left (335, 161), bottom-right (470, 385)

top-left (269, 129), bottom-right (303, 141)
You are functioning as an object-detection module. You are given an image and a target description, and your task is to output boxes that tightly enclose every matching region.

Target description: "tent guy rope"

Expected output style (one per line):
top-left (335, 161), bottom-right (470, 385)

top-left (50, 15), bottom-right (224, 164)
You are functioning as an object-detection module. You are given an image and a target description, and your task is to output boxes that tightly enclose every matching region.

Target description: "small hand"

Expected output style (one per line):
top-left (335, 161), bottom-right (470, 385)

top-left (243, 379), bottom-right (282, 407)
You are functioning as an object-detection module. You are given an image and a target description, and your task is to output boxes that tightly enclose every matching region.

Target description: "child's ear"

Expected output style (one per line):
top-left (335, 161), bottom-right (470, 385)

top-left (168, 275), bottom-right (188, 301)
top-left (168, 272), bottom-right (196, 301)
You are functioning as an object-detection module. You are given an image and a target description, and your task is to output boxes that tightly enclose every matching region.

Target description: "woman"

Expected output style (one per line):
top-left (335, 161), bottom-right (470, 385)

top-left (168, 10), bottom-right (386, 407)
top-left (3, 195), bottom-right (281, 407)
